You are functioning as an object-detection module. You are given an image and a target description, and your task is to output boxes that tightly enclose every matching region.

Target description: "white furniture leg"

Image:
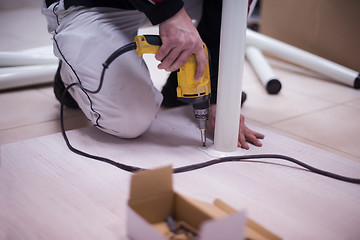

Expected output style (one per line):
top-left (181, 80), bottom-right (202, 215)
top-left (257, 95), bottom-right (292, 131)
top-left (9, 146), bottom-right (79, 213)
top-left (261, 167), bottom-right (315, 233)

top-left (245, 46), bottom-right (281, 94)
top-left (246, 29), bottom-right (360, 89)
top-left (214, 0), bottom-right (248, 152)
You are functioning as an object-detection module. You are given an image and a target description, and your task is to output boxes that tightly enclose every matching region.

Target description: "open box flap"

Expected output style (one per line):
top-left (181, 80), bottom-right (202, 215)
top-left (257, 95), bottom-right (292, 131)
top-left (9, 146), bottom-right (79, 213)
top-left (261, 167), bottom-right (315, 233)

top-left (129, 165), bottom-right (173, 202)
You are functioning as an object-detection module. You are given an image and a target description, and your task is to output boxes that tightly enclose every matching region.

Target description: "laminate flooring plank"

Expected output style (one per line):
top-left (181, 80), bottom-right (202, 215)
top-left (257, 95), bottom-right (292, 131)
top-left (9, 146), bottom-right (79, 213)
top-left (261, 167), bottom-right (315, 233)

top-left (1, 106), bottom-right (360, 240)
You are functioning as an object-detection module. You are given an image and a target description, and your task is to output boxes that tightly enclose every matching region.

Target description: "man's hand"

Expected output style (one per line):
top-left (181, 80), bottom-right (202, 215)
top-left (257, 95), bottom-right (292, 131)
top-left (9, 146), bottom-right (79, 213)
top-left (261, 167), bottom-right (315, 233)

top-left (157, 7), bottom-right (206, 81)
top-left (208, 104), bottom-right (265, 149)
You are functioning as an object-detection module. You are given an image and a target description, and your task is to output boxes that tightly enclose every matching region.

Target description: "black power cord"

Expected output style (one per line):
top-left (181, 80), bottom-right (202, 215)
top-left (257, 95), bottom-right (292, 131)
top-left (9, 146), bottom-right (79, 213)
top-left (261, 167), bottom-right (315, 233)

top-left (59, 44), bottom-right (360, 184)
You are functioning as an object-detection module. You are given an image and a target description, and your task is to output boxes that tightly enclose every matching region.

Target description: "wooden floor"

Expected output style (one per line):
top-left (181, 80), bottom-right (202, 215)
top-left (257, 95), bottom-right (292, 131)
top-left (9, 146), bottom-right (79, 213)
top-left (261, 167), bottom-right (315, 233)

top-left (1, 5), bottom-right (360, 240)
top-left (2, 106), bottom-right (360, 240)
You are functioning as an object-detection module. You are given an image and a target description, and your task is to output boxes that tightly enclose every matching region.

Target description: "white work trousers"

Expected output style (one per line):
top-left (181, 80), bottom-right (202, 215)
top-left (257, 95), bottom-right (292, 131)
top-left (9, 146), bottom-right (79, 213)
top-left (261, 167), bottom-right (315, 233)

top-left (42, 0), bottom-right (202, 138)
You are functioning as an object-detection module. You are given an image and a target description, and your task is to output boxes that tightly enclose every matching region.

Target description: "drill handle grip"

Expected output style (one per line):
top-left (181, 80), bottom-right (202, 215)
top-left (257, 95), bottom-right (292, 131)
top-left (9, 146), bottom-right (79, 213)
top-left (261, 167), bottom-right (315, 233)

top-left (142, 35), bottom-right (162, 46)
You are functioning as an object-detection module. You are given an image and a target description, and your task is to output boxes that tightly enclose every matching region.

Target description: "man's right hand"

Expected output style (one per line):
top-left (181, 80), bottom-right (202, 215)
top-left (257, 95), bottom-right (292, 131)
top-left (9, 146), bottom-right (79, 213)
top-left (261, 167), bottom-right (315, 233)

top-left (156, 7), bottom-right (206, 81)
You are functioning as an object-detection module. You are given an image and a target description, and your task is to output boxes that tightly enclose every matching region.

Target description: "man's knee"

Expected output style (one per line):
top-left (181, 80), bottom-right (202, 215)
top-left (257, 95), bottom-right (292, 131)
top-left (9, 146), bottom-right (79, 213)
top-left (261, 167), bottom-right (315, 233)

top-left (89, 87), bottom-right (163, 138)
top-left (96, 107), bottom-right (158, 138)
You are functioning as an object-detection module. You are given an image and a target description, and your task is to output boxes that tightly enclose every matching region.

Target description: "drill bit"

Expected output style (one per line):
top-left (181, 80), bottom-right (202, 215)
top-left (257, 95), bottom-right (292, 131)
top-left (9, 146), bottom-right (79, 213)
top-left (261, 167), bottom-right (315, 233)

top-left (200, 128), bottom-right (206, 147)
top-left (194, 108), bottom-right (209, 147)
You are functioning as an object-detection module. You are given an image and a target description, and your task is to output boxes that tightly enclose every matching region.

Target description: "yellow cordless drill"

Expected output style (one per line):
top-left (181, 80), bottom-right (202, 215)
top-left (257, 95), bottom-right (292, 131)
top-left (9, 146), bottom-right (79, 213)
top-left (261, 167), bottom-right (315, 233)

top-left (134, 35), bottom-right (211, 147)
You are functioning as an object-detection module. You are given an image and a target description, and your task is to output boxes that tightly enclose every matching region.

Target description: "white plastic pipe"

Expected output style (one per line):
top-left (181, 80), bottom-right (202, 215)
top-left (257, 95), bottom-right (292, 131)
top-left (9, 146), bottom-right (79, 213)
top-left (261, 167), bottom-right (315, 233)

top-left (0, 52), bottom-right (58, 67)
top-left (214, 0), bottom-right (248, 152)
top-left (245, 46), bottom-right (281, 94)
top-left (0, 45), bottom-right (57, 67)
top-left (0, 64), bottom-right (57, 90)
top-left (246, 29), bottom-right (360, 89)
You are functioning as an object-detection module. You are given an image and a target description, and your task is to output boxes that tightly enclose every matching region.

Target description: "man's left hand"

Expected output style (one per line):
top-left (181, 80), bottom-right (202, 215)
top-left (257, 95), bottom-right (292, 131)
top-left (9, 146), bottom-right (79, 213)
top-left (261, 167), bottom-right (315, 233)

top-left (208, 104), bottom-right (265, 149)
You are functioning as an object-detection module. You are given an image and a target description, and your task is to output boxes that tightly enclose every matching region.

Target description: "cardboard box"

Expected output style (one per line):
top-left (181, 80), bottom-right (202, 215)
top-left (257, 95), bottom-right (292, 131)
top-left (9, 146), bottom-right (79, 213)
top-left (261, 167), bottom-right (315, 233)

top-left (127, 166), bottom-right (281, 240)
top-left (260, 0), bottom-right (360, 72)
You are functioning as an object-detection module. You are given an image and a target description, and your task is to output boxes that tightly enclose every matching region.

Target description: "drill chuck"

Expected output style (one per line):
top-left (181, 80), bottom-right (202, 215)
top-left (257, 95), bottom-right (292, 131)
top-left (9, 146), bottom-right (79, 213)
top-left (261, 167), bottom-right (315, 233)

top-left (193, 100), bottom-right (210, 147)
top-left (194, 108), bottom-right (208, 129)
top-left (194, 108), bottom-right (208, 147)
